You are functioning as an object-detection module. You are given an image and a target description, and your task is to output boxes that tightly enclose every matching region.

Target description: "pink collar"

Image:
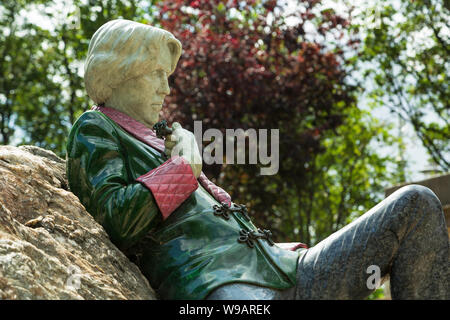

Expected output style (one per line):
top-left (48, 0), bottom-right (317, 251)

top-left (91, 105), bottom-right (165, 152)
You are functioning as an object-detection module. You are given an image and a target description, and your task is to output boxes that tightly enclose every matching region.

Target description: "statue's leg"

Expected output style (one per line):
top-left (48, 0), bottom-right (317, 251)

top-left (294, 184), bottom-right (449, 300)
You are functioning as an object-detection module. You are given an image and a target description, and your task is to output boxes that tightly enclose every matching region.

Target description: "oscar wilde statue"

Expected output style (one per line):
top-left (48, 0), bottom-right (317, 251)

top-left (66, 19), bottom-right (449, 299)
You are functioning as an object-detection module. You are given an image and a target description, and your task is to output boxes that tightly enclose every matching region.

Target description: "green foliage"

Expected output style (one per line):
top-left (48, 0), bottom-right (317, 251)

top-left (301, 107), bottom-right (405, 243)
top-left (0, 0), bottom-right (58, 148)
top-left (232, 105), bottom-right (404, 245)
top-left (359, 0), bottom-right (449, 171)
top-left (367, 287), bottom-right (386, 300)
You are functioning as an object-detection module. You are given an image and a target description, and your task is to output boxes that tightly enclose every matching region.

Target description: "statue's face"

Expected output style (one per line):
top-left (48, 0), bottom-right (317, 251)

top-left (106, 44), bottom-right (173, 128)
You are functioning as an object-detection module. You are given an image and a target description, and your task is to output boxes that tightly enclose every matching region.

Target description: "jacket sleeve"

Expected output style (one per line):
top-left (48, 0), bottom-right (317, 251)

top-left (136, 156), bottom-right (198, 220)
top-left (66, 112), bottom-right (166, 250)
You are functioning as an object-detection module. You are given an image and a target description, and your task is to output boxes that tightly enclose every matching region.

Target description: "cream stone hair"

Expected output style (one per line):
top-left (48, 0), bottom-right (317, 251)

top-left (84, 19), bottom-right (182, 104)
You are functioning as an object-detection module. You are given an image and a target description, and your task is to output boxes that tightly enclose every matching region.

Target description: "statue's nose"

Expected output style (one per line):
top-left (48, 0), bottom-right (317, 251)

top-left (158, 76), bottom-right (170, 96)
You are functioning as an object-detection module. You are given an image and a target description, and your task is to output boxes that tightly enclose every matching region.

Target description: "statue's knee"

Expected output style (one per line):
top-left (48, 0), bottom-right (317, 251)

top-left (394, 184), bottom-right (443, 219)
top-left (397, 184), bottom-right (439, 203)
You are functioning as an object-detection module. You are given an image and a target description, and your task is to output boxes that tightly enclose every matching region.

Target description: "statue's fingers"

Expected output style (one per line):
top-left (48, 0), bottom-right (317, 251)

top-left (166, 134), bottom-right (178, 142)
top-left (165, 140), bottom-right (176, 149)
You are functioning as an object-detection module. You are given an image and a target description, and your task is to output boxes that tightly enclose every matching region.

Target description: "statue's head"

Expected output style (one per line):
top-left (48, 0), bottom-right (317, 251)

top-left (84, 19), bottom-right (182, 127)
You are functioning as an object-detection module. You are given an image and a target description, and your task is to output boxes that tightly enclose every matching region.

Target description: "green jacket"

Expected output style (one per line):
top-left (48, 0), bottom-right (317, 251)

top-left (66, 109), bottom-right (301, 299)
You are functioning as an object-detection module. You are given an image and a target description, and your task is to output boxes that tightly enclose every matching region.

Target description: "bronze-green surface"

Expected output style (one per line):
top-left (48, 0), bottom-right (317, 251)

top-left (66, 110), bottom-right (300, 299)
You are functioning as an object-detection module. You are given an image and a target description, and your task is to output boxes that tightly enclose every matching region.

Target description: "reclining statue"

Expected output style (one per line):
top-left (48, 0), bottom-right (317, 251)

top-left (66, 19), bottom-right (449, 299)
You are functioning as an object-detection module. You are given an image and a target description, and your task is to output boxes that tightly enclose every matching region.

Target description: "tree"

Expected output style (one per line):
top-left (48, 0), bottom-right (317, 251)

top-left (359, 0), bottom-right (449, 172)
top-left (288, 107), bottom-right (405, 243)
top-left (0, 0), bottom-right (61, 148)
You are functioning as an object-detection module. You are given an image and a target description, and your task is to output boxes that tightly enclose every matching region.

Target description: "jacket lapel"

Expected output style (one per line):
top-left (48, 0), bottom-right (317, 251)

top-left (91, 105), bottom-right (165, 152)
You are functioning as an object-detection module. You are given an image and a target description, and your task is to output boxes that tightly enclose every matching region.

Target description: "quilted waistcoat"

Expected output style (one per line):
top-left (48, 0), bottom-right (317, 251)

top-left (66, 107), bottom-right (301, 299)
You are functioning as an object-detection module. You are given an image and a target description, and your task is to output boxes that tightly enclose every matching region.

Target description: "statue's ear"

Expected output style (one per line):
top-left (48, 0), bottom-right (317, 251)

top-left (167, 38), bottom-right (182, 74)
top-left (168, 40), bottom-right (181, 57)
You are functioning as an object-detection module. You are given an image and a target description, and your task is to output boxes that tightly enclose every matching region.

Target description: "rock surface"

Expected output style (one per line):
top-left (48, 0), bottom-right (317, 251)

top-left (0, 145), bottom-right (156, 299)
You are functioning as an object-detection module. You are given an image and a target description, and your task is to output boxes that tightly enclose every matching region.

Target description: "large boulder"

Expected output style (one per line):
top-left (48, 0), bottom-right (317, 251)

top-left (0, 145), bottom-right (156, 299)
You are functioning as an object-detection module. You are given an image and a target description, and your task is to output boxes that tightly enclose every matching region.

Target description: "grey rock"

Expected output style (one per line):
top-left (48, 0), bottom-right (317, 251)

top-left (0, 145), bottom-right (156, 300)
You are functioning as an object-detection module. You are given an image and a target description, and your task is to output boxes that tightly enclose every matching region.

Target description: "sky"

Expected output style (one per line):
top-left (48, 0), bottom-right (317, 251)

top-left (14, 0), bottom-right (438, 182)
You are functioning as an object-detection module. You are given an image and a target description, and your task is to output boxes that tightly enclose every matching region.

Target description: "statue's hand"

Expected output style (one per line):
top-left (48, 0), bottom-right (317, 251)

top-left (164, 122), bottom-right (202, 178)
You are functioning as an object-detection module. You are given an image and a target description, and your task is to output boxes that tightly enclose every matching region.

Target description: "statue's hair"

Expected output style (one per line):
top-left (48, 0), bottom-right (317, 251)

top-left (84, 19), bottom-right (182, 104)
